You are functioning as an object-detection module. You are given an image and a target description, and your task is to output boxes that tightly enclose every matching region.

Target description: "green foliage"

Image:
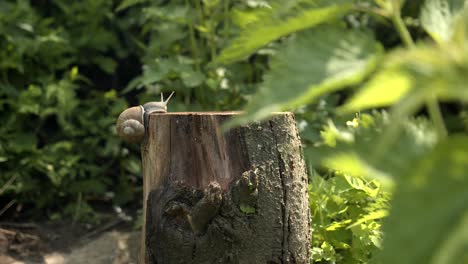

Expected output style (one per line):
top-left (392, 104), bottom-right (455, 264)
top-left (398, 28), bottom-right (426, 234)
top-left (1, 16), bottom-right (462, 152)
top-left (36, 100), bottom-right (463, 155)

top-left (239, 204), bottom-right (256, 214)
top-left (0, 0), bottom-right (266, 221)
top-left (3, 0), bottom-right (468, 263)
top-left (123, 0), bottom-right (266, 110)
top-left (309, 170), bottom-right (388, 263)
top-left (219, 0), bottom-right (468, 263)
top-left (308, 113), bottom-right (438, 187)
top-left (420, 0), bottom-right (465, 44)
top-left (226, 26), bottom-right (383, 126)
top-left (217, 0), bottom-right (353, 64)
top-left (380, 135), bottom-right (468, 264)
top-left (309, 116), bottom-right (391, 263)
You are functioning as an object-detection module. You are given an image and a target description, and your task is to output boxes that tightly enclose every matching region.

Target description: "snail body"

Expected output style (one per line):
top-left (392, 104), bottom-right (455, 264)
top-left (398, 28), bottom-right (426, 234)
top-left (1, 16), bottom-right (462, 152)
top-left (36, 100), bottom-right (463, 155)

top-left (117, 92), bottom-right (174, 143)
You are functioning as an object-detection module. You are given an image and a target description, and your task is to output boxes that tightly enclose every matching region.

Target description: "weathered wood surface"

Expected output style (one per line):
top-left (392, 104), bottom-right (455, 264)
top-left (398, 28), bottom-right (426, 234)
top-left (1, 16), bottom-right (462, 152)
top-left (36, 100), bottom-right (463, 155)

top-left (141, 112), bottom-right (310, 263)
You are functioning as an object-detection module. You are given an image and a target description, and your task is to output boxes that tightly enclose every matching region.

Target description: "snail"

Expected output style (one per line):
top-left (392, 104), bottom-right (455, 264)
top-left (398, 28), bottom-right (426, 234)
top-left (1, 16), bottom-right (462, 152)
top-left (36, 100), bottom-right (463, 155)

top-left (117, 91), bottom-right (175, 143)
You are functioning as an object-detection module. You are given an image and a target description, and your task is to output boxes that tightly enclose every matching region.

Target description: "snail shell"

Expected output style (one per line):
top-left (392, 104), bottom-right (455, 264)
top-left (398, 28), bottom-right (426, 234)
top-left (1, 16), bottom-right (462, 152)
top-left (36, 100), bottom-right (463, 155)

top-left (116, 91), bottom-right (174, 144)
top-left (116, 105), bottom-right (145, 143)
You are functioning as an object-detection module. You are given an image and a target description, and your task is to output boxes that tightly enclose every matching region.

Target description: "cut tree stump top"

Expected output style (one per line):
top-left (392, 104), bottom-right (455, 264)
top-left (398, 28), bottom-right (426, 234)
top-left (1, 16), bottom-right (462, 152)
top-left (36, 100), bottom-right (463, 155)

top-left (142, 111), bottom-right (294, 190)
top-left (140, 112), bottom-right (310, 264)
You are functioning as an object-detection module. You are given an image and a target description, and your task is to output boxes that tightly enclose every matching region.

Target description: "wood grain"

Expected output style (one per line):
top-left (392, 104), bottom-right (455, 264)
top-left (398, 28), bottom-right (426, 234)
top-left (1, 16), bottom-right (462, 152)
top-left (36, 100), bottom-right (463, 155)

top-left (140, 112), bottom-right (310, 263)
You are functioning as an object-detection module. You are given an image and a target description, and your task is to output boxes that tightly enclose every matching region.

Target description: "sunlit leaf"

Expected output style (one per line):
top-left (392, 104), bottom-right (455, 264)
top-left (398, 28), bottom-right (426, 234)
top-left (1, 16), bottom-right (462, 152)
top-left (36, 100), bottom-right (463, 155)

top-left (339, 69), bottom-right (413, 113)
top-left (181, 70), bottom-right (205, 87)
top-left (343, 42), bottom-right (468, 114)
top-left (217, 0), bottom-right (353, 64)
top-left (347, 209), bottom-right (388, 229)
top-left (420, 0), bottom-right (466, 44)
top-left (227, 27), bottom-right (382, 127)
top-left (326, 219), bottom-right (352, 231)
top-left (115, 0), bottom-right (146, 12)
top-left (431, 212), bottom-right (468, 264)
top-left (230, 8), bottom-right (264, 29)
top-left (322, 152), bottom-right (394, 188)
top-left (380, 135), bottom-right (468, 264)
top-left (306, 114), bottom-right (437, 188)
top-left (94, 56), bottom-right (117, 74)
top-left (392, 44), bottom-right (468, 102)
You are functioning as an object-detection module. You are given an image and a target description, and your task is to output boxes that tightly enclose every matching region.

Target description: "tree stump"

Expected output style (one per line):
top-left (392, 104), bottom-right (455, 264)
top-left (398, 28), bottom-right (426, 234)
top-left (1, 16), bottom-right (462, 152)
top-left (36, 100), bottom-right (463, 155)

top-left (140, 112), bottom-right (310, 264)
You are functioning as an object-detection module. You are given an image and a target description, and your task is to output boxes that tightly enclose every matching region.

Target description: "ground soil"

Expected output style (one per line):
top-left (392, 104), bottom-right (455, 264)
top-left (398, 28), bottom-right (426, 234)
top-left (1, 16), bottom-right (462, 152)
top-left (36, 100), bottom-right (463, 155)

top-left (0, 216), bottom-right (140, 264)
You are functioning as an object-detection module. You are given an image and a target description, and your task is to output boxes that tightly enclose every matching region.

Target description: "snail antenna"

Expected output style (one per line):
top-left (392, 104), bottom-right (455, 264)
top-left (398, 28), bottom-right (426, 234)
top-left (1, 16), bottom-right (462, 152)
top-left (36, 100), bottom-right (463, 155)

top-left (164, 91), bottom-right (175, 104)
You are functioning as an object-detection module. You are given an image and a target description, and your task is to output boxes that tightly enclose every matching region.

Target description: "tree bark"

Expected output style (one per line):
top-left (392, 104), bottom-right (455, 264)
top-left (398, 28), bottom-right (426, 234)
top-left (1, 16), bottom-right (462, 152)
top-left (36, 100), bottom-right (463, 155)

top-left (140, 112), bottom-right (310, 264)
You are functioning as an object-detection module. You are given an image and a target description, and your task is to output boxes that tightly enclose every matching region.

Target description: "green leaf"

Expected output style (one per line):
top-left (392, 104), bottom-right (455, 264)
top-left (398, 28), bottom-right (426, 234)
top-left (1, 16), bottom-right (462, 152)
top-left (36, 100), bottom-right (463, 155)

top-left (321, 151), bottom-right (395, 188)
top-left (420, 0), bottom-right (466, 44)
top-left (181, 70), bottom-right (205, 87)
top-left (228, 27), bottom-right (382, 127)
top-left (326, 219), bottom-right (352, 231)
top-left (347, 209), bottom-right (388, 229)
top-left (379, 135), bottom-right (468, 264)
top-left (230, 8), bottom-right (263, 29)
top-left (342, 42), bottom-right (468, 114)
top-left (115, 0), bottom-right (146, 12)
top-left (69, 179), bottom-right (107, 194)
top-left (217, 0), bottom-right (353, 64)
top-left (9, 133), bottom-right (37, 153)
top-left (339, 69), bottom-right (412, 113)
top-left (307, 114), bottom-right (437, 188)
top-left (395, 45), bottom-right (468, 103)
top-left (431, 212), bottom-right (468, 264)
top-left (94, 56), bottom-right (117, 74)
top-left (18, 85), bottom-right (42, 115)
top-left (240, 204), bottom-right (256, 214)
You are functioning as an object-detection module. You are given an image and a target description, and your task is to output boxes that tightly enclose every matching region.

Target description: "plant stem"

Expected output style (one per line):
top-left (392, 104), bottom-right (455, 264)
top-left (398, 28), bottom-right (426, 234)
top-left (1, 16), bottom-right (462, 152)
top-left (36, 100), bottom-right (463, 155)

top-left (390, 7), bottom-right (448, 139)
top-left (194, 0), bottom-right (205, 26)
top-left (186, 0), bottom-right (201, 72)
top-left (224, 0), bottom-right (230, 38)
top-left (194, 0), bottom-right (216, 61)
top-left (72, 192), bottom-right (82, 224)
top-left (427, 97), bottom-right (448, 139)
top-left (209, 33), bottom-right (217, 61)
top-left (391, 12), bottom-right (414, 47)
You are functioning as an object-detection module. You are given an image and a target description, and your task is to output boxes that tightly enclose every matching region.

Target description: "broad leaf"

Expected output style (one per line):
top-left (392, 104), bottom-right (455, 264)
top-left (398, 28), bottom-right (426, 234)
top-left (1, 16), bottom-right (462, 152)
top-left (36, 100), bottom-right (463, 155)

top-left (339, 69), bottom-right (412, 113)
top-left (115, 0), bottom-right (146, 12)
top-left (396, 45), bottom-right (468, 103)
top-left (341, 43), bottom-right (468, 113)
top-left (306, 114), bottom-right (437, 187)
top-left (217, 0), bottom-right (352, 64)
top-left (227, 27), bottom-right (382, 126)
top-left (379, 135), bottom-right (468, 264)
top-left (431, 212), bottom-right (468, 264)
top-left (181, 70), bottom-right (205, 87)
top-left (420, 0), bottom-right (466, 44)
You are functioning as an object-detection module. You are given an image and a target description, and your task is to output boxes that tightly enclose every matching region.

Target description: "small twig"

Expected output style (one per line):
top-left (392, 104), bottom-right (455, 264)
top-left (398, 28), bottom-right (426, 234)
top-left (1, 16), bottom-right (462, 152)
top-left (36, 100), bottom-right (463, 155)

top-left (0, 227), bottom-right (39, 240)
top-left (0, 200), bottom-right (16, 217)
top-left (0, 227), bottom-right (17, 236)
top-left (0, 222), bottom-right (38, 229)
top-left (81, 218), bottom-right (123, 240)
top-left (0, 174), bottom-right (18, 195)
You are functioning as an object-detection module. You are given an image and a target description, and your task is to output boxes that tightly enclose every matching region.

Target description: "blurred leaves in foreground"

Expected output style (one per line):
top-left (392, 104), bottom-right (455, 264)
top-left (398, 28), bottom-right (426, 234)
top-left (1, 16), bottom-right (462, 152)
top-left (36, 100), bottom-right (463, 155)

top-left (218, 0), bottom-right (468, 263)
top-left (0, 0), bottom-right (265, 221)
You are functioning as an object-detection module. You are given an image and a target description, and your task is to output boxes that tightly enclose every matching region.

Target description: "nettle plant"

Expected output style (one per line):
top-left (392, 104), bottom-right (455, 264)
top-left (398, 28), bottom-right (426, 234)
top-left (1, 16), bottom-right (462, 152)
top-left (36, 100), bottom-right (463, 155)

top-left (218, 0), bottom-right (468, 263)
